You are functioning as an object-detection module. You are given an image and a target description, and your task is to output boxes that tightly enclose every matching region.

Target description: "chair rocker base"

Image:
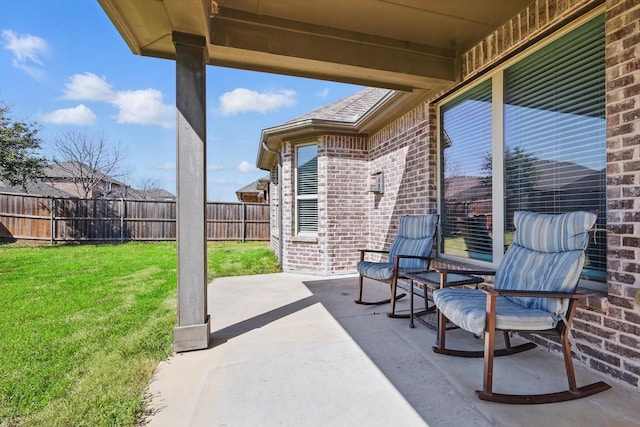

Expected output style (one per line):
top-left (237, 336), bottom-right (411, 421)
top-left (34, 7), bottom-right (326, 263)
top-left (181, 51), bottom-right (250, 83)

top-left (354, 292), bottom-right (406, 306)
top-left (432, 342), bottom-right (537, 358)
top-left (475, 381), bottom-right (612, 404)
top-left (386, 311), bottom-right (410, 319)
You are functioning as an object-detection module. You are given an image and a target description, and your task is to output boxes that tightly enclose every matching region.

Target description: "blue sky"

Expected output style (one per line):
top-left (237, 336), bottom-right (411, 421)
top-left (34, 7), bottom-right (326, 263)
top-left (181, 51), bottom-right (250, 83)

top-left (0, 1), bottom-right (363, 201)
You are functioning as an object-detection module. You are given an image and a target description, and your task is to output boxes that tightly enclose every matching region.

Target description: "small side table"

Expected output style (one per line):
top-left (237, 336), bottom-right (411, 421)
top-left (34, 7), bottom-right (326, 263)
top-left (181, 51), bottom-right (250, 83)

top-left (405, 271), bottom-right (484, 329)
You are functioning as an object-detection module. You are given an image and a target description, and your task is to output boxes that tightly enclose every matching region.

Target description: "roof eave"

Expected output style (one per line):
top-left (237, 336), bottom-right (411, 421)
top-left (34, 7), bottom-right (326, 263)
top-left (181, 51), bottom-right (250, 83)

top-left (256, 88), bottom-right (442, 171)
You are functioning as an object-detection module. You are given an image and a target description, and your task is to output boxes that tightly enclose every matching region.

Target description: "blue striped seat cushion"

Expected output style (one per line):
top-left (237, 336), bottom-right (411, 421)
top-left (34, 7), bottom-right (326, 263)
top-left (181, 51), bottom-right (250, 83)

top-left (356, 261), bottom-right (426, 282)
top-left (433, 288), bottom-right (558, 336)
top-left (386, 214), bottom-right (437, 269)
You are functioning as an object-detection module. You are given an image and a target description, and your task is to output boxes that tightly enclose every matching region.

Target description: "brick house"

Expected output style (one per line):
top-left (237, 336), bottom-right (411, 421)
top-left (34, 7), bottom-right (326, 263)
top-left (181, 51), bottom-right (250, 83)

top-left (256, 0), bottom-right (640, 390)
top-left (235, 174), bottom-right (270, 203)
top-left (43, 161), bottom-right (130, 199)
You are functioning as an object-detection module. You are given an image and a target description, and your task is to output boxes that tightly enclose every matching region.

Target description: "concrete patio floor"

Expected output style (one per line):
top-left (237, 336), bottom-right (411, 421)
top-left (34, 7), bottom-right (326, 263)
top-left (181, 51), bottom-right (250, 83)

top-left (143, 273), bottom-right (638, 427)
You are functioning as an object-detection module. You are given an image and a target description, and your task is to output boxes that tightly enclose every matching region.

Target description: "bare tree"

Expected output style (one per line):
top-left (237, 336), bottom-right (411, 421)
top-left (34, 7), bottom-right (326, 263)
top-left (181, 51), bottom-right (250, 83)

top-left (51, 128), bottom-right (125, 198)
top-left (134, 177), bottom-right (164, 199)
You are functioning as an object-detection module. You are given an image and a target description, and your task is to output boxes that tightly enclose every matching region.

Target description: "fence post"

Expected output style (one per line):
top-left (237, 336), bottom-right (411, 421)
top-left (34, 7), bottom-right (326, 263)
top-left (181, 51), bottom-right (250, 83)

top-left (50, 196), bottom-right (55, 245)
top-left (242, 202), bottom-right (246, 242)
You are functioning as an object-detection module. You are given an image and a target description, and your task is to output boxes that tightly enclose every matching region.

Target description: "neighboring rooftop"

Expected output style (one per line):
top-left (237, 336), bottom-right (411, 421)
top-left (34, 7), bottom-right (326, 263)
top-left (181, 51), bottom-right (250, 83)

top-left (43, 161), bottom-right (126, 186)
top-left (0, 178), bottom-right (74, 198)
top-left (235, 174), bottom-right (270, 203)
top-left (0, 163), bottom-right (174, 200)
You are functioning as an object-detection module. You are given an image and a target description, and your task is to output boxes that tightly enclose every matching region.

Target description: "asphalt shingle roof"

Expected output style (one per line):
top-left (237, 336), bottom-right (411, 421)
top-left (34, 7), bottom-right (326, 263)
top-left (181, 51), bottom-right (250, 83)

top-left (284, 87), bottom-right (393, 124)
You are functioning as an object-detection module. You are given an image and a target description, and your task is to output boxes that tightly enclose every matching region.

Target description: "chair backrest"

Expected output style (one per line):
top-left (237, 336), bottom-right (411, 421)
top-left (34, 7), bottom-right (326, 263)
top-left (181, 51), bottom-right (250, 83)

top-left (388, 214), bottom-right (438, 269)
top-left (495, 211), bottom-right (597, 316)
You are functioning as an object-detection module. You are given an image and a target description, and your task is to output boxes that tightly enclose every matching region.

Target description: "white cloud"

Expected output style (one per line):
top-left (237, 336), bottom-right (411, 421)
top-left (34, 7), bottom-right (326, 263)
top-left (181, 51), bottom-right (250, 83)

top-left (316, 88), bottom-right (330, 98)
top-left (60, 72), bottom-right (173, 128)
top-left (62, 72), bottom-right (115, 102)
top-left (219, 88), bottom-right (296, 115)
top-left (112, 89), bottom-right (173, 128)
top-left (235, 161), bottom-right (256, 173)
top-left (2, 30), bottom-right (50, 80)
top-left (42, 104), bottom-right (97, 125)
top-left (153, 162), bottom-right (176, 170)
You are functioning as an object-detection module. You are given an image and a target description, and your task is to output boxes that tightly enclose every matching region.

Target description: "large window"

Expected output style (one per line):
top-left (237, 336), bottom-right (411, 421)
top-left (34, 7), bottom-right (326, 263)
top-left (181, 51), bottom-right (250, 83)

top-left (295, 143), bottom-right (318, 234)
top-left (440, 13), bottom-right (606, 282)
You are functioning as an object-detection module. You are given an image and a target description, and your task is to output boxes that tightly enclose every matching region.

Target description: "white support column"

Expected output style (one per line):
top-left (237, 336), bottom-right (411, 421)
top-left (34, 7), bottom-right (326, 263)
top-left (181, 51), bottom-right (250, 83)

top-left (172, 32), bottom-right (210, 352)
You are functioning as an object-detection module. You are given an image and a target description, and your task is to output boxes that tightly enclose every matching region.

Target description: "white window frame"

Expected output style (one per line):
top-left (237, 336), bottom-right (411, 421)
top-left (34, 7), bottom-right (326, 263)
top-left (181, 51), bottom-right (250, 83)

top-left (294, 141), bottom-right (318, 236)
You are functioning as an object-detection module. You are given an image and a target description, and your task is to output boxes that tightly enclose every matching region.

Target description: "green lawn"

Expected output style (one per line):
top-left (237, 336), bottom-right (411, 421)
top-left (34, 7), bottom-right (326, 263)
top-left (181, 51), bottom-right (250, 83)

top-left (0, 241), bottom-right (280, 427)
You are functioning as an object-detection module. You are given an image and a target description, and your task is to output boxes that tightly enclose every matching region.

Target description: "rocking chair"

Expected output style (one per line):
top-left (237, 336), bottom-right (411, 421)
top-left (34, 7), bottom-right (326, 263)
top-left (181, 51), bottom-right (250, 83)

top-left (355, 214), bottom-right (438, 318)
top-left (432, 210), bottom-right (611, 404)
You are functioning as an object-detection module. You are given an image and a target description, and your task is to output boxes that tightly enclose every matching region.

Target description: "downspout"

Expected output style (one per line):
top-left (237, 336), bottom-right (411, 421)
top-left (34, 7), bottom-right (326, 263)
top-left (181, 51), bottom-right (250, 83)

top-left (261, 141), bottom-right (283, 269)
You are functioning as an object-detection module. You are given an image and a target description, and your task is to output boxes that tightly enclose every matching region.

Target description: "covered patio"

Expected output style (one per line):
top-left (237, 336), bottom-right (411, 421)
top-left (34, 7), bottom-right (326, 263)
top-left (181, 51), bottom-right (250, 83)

top-left (97, 0), bottom-right (537, 351)
top-left (143, 273), bottom-right (636, 426)
top-left (97, 0), bottom-right (640, 412)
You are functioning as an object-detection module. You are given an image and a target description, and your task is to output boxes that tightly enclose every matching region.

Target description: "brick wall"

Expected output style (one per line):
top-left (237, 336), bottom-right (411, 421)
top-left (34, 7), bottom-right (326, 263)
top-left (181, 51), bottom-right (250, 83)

top-left (280, 136), bottom-right (369, 274)
top-left (598, 0), bottom-right (640, 387)
top-left (365, 103), bottom-right (437, 255)
top-left (280, 139), bottom-right (330, 274)
top-left (323, 136), bottom-right (368, 273)
top-left (462, 0), bottom-right (603, 79)
top-left (278, 103), bottom-right (437, 274)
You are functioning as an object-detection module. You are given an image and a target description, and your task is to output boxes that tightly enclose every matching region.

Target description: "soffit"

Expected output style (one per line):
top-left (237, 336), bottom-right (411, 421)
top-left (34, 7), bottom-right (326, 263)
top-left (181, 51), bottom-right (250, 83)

top-left (98, 0), bottom-right (532, 91)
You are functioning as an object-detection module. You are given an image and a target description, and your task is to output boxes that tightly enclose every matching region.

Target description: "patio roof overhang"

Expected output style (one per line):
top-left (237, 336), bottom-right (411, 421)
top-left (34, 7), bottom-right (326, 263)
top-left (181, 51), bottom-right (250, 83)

top-left (98, 0), bottom-right (532, 91)
top-left (97, 0), bottom-right (535, 352)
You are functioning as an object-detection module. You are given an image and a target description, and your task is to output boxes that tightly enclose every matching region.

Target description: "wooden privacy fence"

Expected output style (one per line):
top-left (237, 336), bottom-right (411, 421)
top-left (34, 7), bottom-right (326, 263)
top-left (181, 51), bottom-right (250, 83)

top-left (0, 192), bottom-right (270, 243)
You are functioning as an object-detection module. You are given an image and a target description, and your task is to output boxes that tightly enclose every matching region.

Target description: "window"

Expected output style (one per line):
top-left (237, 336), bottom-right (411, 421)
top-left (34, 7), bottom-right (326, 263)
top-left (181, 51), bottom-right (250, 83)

top-left (295, 143), bottom-right (318, 234)
top-left (440, 80), bottom-right (493, 262)
top-left (440, 13), bottom-right (606, 282)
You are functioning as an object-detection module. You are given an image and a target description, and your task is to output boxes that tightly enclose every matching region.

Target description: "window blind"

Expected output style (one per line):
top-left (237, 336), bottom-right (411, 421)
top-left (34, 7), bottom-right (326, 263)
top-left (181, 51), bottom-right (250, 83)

top-left (296, 144), bottom-right (318, 233)
top-left (504, 15), bottom-right (606, 280)
top-left (441, 80), bottom-right (493, 261)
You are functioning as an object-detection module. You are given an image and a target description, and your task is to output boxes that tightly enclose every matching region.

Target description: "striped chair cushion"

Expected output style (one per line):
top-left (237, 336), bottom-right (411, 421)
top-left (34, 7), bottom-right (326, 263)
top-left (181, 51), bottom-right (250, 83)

top-left (495, 245), bottom-right (585, 315)
top-left (511, 210), bottom-right (595, 253)
top-left (356, 261), bottom-right (428, 282)
top-left (387, 214), bottom-right (437, 269)
top-left (433, 288), bottom-right (557, 336)
top-left (357, 214), bottom-right (438, 281)
top-left (496, 211), bottom-right (596, 315)
top-left (396, 214), bottom-right (438, 239)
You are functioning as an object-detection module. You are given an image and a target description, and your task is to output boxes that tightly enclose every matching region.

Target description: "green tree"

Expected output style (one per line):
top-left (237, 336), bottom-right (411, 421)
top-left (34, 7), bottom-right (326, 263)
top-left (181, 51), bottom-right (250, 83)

top-left (0, 102), bottom-right (46, 191)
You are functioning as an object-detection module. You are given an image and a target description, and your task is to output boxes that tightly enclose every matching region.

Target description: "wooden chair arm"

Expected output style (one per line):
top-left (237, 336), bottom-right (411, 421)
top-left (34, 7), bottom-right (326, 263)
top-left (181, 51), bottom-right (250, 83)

top-left (359, 249), bottom-right (389, 255)
top-left (481, 289), bottom-right (588, 299)
top-left (392, 254), bottom-right (432, 274)
top-left (359, 248), bottom-right (389, 261)
top-left (436, 268), bottom-right (496, 276)
top-left (394, 254), bottom-right (432, 262)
